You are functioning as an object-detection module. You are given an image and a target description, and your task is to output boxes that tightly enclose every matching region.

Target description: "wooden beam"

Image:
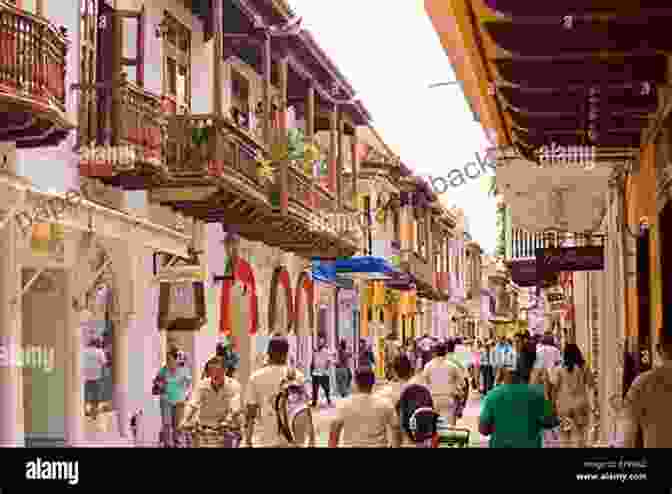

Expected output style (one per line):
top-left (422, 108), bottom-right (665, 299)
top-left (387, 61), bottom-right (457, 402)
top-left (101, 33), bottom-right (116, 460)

top-left (328, 106), bottom-right (337, 198)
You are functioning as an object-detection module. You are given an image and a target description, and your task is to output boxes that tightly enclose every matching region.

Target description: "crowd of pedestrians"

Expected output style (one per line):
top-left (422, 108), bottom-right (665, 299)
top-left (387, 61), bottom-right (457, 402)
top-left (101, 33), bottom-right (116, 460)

top-left (147, 328), bottom-right (672, 448)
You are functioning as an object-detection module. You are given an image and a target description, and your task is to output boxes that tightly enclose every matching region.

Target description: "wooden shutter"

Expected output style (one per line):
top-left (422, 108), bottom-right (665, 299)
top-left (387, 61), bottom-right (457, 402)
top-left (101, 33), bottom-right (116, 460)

top-left (78, 0), bottom-right (99, 148)
top-left (158, 282), bottom-right (170, 329)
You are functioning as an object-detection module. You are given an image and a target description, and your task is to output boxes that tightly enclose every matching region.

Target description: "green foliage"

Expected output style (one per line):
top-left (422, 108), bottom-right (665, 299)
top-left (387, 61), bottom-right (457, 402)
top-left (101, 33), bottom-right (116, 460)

top-left (287, 128), bottom-right (305, 161)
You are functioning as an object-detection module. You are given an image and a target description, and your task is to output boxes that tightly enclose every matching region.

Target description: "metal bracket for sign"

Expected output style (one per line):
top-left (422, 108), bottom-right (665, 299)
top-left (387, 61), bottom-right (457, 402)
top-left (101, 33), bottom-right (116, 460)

top-left (11, 266), bottom-right (48, 304)
top-left (73, 257), bottom-right (113, 310)
top-left (0, 203), bottom-right (22, 233)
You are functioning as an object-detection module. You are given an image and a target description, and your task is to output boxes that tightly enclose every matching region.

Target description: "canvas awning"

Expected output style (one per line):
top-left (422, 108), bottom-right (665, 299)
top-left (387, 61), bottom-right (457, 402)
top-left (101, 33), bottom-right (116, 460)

top-left (333, 256), bottom-right (401, 281)
top-left (310, 260), bottom-right (354, 289)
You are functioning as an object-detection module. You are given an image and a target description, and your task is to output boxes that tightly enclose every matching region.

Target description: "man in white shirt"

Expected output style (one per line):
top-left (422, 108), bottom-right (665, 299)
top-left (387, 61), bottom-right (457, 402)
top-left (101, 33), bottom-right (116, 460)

top-left (310, 339), bottom-right (332, 407)
top-left (183, 357), bottom-right (242, 428)
top-left (421, 341), bottom-right (465, 426)
top-left (245, 337), bottom-right (316, 448)
top-left (329, 368), bottom-right (402, 448)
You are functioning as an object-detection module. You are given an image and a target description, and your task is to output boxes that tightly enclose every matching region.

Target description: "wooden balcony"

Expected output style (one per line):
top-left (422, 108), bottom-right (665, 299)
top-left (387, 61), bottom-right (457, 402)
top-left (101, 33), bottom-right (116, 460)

top-left (0, 3), bottom-right (72, 147)
top-left (149, 115), bottom-right (358, 258)
top-left (75, 76), bottom-right (167, 189)
top-left (405, 252), bottom-right (440, 300)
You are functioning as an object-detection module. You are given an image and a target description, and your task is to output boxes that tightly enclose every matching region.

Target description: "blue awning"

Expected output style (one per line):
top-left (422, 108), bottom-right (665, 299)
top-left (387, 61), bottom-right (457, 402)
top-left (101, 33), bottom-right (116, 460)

top-left (332, 256), bottom-right (401, 280)
top-left (311, 260), bottom-right (354, 289)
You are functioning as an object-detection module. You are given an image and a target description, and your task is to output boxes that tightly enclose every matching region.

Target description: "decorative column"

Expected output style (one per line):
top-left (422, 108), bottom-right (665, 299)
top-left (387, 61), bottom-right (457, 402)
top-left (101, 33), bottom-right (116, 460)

top-left (328, 106), bottom-right (338, 197)
top-left (63, 269), bottom-right (84, 446)
top-left (262, 32), bottom-right (272, 148)
top-left (351, 129), bottom-right (358, 208)
top-left (0, 215), bottom-right (24, 446)
top-left (306, 84), bottom-right (316, 207)
top-left (212, 0), bottom-right (223, 117)
top-left (278, 57), bottom-right (289, 216)
top-left (336, 110), bottom-right (344, 210)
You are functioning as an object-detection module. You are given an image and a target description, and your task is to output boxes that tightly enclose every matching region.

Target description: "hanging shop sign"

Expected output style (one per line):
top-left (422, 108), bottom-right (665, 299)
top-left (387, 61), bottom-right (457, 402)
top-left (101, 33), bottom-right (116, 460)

top-left (536, 246), bottom-right (604, 273)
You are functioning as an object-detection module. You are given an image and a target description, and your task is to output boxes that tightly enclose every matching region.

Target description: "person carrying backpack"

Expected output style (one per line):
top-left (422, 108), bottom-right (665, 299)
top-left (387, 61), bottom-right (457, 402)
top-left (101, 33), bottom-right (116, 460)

top-left (397, 384), bottom-right (440, 448)
top-left (245, 336), bottom-right (316, 447)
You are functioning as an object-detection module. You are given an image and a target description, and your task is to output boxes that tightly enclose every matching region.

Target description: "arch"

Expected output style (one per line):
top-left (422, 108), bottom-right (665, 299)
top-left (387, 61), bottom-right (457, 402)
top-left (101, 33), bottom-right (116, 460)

top-left (293, 271), bottom-right (314, 334)
top-left (268, 266), bottom-right (294, 333)
top-left (220, 257), bottom-right (258, 342)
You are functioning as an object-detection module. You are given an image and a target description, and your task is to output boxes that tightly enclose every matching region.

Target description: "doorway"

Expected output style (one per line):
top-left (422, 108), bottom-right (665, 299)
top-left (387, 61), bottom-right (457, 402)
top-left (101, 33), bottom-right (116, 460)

top-left (661, 203), bottom-right (672, 339)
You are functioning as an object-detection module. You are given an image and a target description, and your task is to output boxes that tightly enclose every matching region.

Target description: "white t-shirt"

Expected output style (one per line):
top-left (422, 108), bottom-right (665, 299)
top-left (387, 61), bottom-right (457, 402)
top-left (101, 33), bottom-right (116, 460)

top-left (333, 393), bottom-right (399, 448)
top-left (421, 357), bottom-right (463, 400)
top-left (536, 345), bottom-right (562, 370)
top-left (245, 365), bottom-right (305, 447)
top-left (188, 377), bottom-right (241, 427)
top-left (83, 346), bottom-right (107, 381)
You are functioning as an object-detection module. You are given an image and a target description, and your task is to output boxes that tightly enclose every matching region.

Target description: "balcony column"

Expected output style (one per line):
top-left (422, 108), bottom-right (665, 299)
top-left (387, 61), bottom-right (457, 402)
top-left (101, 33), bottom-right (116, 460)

top-left (336, 110), bottom-right (344, 211)
top-left (425, 209), bottom-right (432, 265)
top-left (328, 106), bottom-right (338, 199)
top-left (350, 128), bottom-right (358, 209)
top-left (212, 0), bottom-right (223, 117)
top-left (306, 84), bottom-right (316, 207)
top-left (0, 215), bottom-right (24, 446)
top-left (278, 56), bottom-right (289, 216)
top-left (262, 32), bottom-right (272, 147)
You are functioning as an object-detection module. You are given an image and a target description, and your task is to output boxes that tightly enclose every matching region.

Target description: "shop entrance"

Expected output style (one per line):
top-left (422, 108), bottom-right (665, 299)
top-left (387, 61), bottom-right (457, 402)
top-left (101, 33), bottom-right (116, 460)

top-left (661, 202), bottom-right (672, 339)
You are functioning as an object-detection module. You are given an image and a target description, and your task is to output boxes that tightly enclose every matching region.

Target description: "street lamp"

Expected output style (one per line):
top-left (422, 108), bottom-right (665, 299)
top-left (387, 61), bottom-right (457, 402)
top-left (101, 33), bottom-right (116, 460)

top-left (428, 81), bottom-right (460, 89)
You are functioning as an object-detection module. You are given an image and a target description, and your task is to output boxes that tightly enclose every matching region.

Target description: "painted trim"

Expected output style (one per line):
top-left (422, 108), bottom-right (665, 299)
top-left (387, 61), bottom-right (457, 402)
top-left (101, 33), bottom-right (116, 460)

top-left (268, 266), bottom-right (294, 332)
top-left (219, 257), bottom-right (258, 343)
top-left (294, 271), bottom-right (314, 334)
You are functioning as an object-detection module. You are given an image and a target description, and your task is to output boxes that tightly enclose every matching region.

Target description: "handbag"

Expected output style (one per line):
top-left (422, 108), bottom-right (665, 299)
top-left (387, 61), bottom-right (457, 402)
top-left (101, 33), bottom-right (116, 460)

top-left (152, 372), bottom-right (166, 396)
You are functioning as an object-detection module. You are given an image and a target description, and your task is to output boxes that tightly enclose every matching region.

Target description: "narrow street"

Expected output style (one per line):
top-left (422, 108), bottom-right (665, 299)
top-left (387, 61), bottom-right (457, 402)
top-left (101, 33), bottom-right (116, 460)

top-left (311, 387), bottom-right (489, 448)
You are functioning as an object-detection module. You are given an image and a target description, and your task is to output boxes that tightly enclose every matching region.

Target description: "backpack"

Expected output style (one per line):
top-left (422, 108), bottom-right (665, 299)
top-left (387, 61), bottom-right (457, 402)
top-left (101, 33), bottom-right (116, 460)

top-left (274, 367), bottom-right (312, 446)
top-left (397, 384), bottom-right (439, 447)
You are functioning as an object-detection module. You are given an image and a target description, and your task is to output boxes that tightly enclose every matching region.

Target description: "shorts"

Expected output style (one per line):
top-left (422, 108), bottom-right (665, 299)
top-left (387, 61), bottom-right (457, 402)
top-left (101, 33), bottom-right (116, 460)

top-left (85, 379), bottom-right (103, 404)
top-left (160, 400), bottom-right (178, 428)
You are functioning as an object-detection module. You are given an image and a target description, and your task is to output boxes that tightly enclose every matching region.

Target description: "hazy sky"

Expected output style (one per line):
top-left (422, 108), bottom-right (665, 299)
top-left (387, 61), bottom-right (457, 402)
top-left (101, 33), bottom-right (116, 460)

top-left (291, 0), bottom-right (497, 253)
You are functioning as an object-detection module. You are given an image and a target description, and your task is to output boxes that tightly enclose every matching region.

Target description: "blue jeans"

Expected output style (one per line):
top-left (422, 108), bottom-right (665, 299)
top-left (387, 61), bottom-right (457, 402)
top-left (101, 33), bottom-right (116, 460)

top-left (85, 379), bottom-right (103, 405)
top-left (335, 367), bottom-right (351, 397)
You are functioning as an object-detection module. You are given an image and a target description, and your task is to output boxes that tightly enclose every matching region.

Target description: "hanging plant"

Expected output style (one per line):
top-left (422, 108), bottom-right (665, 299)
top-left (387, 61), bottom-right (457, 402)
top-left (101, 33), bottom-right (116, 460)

top-left (191, 125), bottom-right (212, 146)
top-left (255, 150), bottom-right (274, 182)
top-left (385, 288), bottom-right (400, 306)
top-left (375, 207), bottom-right (386, 224)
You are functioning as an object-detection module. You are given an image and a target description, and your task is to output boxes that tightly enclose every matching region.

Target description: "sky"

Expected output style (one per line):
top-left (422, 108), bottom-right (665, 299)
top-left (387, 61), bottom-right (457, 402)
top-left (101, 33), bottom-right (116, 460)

top-left (291, 0), bottom-right (497, 253)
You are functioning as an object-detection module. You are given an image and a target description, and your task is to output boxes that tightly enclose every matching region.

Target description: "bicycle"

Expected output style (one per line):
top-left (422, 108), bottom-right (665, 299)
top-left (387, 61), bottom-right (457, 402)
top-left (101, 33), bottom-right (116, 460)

top-left (179, 421), bottom-right (242, 448)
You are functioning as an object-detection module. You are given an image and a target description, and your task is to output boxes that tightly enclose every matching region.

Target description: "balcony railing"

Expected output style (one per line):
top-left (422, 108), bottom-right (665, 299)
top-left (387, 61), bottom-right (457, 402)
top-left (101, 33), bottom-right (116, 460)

top-left (76, 76), bottom-right (167, 181)
top-left (166, 114), bottom-right (266, 192)
top-left (408, 252), bottom-right (433, 289)
top-left (0, 2), bottom-right (70, 146)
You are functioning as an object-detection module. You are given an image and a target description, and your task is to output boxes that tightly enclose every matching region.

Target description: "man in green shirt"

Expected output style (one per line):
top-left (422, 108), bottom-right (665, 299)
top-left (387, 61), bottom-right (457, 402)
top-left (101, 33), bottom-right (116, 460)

top-left (478, 348), bottom-right (556, 448)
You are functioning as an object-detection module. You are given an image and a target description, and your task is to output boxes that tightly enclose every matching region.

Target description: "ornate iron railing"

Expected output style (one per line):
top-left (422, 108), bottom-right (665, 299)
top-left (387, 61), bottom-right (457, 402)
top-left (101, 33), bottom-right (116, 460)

top-left (0, 2), bottom-right (67, 110)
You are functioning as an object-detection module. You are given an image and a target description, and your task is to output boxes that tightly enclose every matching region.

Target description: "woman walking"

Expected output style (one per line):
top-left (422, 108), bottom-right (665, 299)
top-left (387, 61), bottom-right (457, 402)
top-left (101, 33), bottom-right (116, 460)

top-left (335, 339), bottom-right (352, 397)
top-left (153, 348), bottom-right (192, 447)
top-left (551, 344), bottom-right (593, 448)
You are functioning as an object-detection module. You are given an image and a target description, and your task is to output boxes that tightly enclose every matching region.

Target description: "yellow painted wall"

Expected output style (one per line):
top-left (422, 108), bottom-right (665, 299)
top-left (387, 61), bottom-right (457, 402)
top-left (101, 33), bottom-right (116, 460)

top-left (630, 144), bottom-right (662, 344)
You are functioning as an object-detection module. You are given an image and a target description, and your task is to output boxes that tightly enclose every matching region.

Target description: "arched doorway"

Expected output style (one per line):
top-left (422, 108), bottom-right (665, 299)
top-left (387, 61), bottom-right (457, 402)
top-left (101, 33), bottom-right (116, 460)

top-left (268, 267), bottom-right (293, 335)
top-left (294, 271), bottom-right (314, 374)
top-left (219, 257), bottom-right (258, 344)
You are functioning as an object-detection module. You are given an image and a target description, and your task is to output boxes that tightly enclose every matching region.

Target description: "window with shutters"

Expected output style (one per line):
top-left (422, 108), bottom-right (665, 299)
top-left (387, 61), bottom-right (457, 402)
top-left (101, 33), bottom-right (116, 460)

top-left (78, 1), bottom-right (145, 148)
top-left (162, 12), bottom-right (191, 113)
top-left (78, 0), bottom-right (98, 147)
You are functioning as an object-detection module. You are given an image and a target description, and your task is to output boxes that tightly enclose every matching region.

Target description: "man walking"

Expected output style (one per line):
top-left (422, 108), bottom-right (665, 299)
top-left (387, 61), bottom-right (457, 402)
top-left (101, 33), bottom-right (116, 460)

top-left (623, 332), bottom-right (672, 448)
top-left (420, 341), bottom-right (465, 426)
top-left (245, 336), bottom-right (316, 448)
top-left (311, 338), bottom-right (332, 407)
top-left (329, 368), bottom-right (402, 448)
